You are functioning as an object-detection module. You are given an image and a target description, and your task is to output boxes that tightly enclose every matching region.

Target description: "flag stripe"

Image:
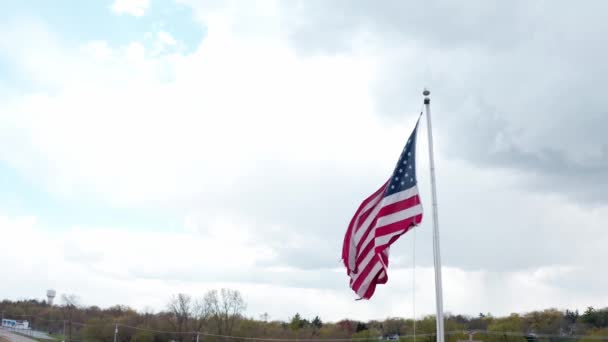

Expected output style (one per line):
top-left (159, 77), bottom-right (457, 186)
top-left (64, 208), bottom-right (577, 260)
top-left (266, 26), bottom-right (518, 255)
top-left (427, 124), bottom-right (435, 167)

top-left (343, 182), bottom-right (387, 272)
top-left (355, 190), bottom-right (421, 261)
top-left (342, 118), bottom-right (423, 299)
top-left (377, 193), bottom-right (421, 219)
top-left (376, 203), bottom-right (423, 230)
top-left (355, 206), bottom-right (421, 269)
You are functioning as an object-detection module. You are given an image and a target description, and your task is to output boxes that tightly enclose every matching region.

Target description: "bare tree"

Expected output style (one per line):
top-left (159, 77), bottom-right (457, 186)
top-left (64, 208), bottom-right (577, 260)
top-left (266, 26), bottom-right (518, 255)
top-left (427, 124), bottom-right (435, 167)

top-left (192, 298), bottom-right (210, 333)
top-left (203, 288), bottom-right (246, 337)
top-left (167, 293), bottom-right (193, 340)
top-left (61, 294), bottom-right (80, 342)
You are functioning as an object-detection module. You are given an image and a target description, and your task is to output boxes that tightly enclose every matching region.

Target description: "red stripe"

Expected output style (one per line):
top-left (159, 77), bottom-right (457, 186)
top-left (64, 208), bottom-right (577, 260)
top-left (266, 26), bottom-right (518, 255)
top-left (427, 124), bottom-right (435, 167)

top-left (342, 181), bottom-right (387, 269)
top-left (353, 215), bottom-right (421, 282)
top-left (353, 200), bottom-right (382, 249)
top-left (355, 239), bottom-right (374, 266)
top-left (377, 194), bottom-right (421, 218)
top-left (344, 180), bottom-right (423, 299)
top-left (375, 214), bottom-right (422, 237)
top-left (354, 201), bottom-right (421, 275)
top-left (380, 249), bottom-right (389, 266)
top-left (355, 203), bottom-right (377, 230)
top-left (354, 183), bottom-right (387, 232)
top-left (374, 214), bottom-right (422, 255)
top-left (353, 182), bottom-right (388, 223)
top-left (361, 268), bottom-right (385, 299)
top-left (359, 257), bottom-right (390, 299)
top-left (351, 254), bottom-right (382, 291)
top-left (356, 193), bottom-right (420, 250)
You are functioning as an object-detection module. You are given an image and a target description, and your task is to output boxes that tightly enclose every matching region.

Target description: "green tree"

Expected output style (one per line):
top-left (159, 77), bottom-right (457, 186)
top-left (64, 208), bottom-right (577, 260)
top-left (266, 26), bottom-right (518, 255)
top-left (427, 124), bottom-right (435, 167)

top-left (312, 316), bottom-right (323, 329)
top-left (290, 313), bottom-right (309, 330)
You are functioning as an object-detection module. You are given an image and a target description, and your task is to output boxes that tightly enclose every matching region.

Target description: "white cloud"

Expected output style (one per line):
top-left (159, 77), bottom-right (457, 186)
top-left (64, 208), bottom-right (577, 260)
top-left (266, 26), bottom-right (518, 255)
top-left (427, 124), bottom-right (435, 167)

top-left (158, 31), bottom-right (177, 46)
top-left (1, 213), bottom-right (606, 321)
top-left (111, 0), bottom-right (150, 17)
top-left (125, 41), bottom-right (146, 63)
top-left (83, 41), bottom-right (113, 61)
top-left (0, 15), bottom-right (385, 207)
top-left (2, 0), bottom-right (608, 322)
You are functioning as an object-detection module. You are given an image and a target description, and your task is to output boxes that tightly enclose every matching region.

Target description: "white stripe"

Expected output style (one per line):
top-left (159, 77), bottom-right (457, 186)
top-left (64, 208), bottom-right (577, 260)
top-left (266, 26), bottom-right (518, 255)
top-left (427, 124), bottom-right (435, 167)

top-left (354, 201), bottom-right (383, 242)
top-left (353, 207), bottom-right (420, 276)
top-left (355, 203), bottom-right (422, 261)
top-left (357, 190), bottom-right (384, 223)
top-left (348, 191), bottom-right (383, 270)
top-left (347, 232), bottom-right (357, 271)
top-left (377, 270), bottom-right (387, 282)
top-left (356, 262), bottom-right (383, 297)
top-left (352, 230), bottom-right (390, 280)
top-left (357, 228), bottom-right (375, 260)
top-left (382, 186), bottom-right (419, 206)
top-left (354, 186), bottom-right (418, 242)
top-left (375, 227), bottom-right (407, 246)
top-left (350, 246), bottom-right (376, 279)
top-left (375, 204), bottom-right (423, 229)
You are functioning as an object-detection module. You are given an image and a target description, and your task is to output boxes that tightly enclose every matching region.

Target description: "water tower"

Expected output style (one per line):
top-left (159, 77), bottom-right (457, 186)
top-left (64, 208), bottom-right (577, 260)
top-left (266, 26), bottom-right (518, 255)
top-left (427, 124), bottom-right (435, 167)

top-left (46, 289), bottom-right (56, 306)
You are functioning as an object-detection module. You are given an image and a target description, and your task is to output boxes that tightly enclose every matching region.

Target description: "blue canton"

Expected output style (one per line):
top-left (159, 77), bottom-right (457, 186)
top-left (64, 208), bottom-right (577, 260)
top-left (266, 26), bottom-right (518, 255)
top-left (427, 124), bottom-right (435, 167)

top-left (385, 120), bottom-right (419, 197)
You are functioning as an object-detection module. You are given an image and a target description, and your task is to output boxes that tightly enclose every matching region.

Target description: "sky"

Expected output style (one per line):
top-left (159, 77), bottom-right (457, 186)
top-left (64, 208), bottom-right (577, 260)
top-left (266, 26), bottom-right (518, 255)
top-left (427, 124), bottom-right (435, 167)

top-left (1, 0), bottom-right (608, 323)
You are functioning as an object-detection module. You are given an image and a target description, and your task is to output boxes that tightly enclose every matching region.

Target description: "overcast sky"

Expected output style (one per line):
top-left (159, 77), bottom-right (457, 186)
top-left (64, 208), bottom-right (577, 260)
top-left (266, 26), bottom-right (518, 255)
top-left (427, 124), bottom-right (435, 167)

top-left (1, 0), bottom-right (608, 323)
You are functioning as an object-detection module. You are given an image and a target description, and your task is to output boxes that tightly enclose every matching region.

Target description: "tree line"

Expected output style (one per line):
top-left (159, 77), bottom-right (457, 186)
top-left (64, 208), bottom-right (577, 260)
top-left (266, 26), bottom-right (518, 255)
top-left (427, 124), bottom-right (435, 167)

top-left (1, 290), bottom-right (608, 342)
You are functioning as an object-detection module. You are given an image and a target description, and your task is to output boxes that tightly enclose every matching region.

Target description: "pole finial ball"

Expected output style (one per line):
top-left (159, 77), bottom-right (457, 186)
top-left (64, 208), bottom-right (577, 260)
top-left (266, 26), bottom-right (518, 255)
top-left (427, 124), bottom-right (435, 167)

top-left (423, 89), bottom-right (430, 96)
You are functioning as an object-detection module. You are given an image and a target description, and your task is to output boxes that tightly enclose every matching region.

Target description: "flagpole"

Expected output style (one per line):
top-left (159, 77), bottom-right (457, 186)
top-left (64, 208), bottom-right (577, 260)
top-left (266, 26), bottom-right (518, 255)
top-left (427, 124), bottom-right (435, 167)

top-left (423, 89), bottom-right (445, 342)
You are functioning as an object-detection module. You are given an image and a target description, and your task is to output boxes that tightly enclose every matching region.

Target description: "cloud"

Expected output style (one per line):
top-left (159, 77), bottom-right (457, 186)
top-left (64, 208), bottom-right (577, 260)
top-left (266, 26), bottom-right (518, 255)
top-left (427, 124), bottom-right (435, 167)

top-left (275, 0), bottom-right (608, 205)
top-left (2, 0), bottom-right (608, 321)
top-left (0, 15), bottom-right (391, 208)
top-left (1, 212), bottom-right (607, 321)
top-left (158, 31), bottom-right (177, 46)
top-left (111, 0), bottom-right (150, 17)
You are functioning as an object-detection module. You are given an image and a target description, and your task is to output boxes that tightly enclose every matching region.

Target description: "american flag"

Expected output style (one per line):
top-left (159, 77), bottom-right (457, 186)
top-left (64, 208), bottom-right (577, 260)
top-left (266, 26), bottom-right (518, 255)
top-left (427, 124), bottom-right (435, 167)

top-left (342, 118), bottom-right (423, 299)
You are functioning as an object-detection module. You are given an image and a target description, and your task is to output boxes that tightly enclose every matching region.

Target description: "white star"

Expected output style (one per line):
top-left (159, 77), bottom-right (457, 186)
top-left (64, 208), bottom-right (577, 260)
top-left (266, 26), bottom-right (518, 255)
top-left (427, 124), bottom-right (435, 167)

top-left (399, 169), bottom-right (402, 173)
top-left (405, 173), bottom-right (408, 177)
top-left (408, 152), bottom-right (411, 156)
top-left (395, 177), bottom-right (399, 181)
top-left (401, 181), bottom-right (405, 186)
top-left (391, 185), bottom-right (395, 189)
top-left (410, 178), bottom-right (414, 182)
top-left (409, 165), bottom-right (412, 169)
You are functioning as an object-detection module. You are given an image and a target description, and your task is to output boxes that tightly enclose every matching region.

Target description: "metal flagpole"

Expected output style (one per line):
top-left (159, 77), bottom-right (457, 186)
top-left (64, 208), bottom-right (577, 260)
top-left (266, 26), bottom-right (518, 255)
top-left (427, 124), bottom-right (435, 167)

top-left (423, 89), bottom-right (445, 342)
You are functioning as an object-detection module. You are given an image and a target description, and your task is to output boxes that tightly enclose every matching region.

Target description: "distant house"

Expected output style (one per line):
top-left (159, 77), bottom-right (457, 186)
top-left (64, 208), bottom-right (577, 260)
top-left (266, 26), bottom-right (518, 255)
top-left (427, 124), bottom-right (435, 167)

top-left (2, 319), bottom-right (30, 330)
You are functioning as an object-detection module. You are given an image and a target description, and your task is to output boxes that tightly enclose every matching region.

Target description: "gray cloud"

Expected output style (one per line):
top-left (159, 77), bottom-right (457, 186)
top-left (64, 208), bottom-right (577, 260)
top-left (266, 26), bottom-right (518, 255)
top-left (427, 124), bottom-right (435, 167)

top-left (3, 0), bottom-right (608, 318)
top-left (277, 0), bottom-right (608, 204)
